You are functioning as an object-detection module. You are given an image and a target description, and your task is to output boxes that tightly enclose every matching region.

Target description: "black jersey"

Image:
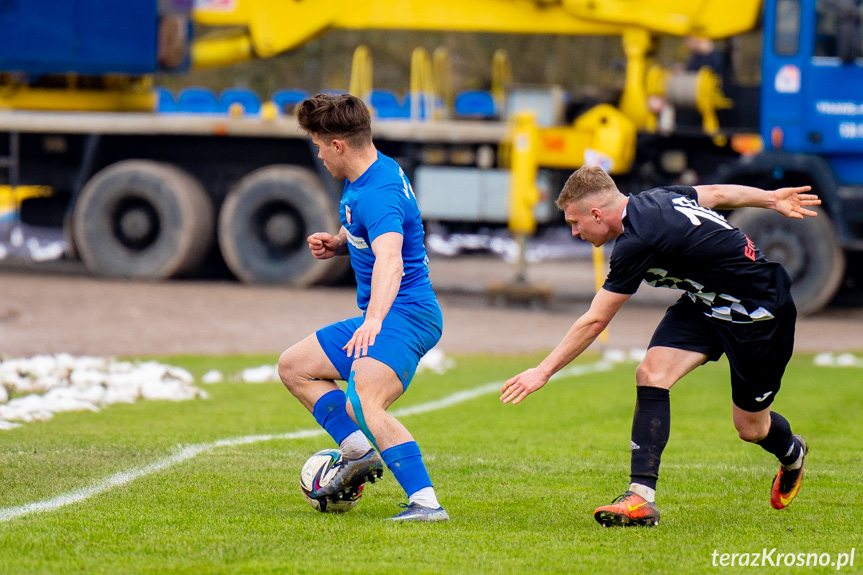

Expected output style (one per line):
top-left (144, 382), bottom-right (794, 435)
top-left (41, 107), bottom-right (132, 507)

top-left (603, 186), bottom-right (792, 323)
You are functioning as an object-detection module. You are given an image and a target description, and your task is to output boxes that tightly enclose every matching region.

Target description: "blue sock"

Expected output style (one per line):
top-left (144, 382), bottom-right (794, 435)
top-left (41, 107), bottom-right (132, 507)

top-left (381, 441), bottom-right (432, 497)
top-left (312, 390), bottom-right (361, 445)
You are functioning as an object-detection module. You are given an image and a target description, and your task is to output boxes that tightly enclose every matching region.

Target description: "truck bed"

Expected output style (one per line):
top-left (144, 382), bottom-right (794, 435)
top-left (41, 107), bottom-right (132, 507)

top-left (0, 111), bottom-right (508, 144)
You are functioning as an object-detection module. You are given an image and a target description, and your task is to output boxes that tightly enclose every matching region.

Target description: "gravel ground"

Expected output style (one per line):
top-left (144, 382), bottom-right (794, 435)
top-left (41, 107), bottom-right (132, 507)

top-left (1, 255), bottom-right (862, 359)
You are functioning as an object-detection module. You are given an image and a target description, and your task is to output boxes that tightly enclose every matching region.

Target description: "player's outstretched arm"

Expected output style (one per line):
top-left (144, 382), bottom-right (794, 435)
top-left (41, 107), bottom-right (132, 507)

top-left (307, 227), bottom-right (349, 259)
top-left (694, 184), bottom-right (820, 219)
top-left (500, 289), bottom-right (630, 405)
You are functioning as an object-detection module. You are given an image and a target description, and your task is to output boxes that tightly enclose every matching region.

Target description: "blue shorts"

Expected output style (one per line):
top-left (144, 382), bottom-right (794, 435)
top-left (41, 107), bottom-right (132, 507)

top-left (316, 298), bottom-right (443, 389)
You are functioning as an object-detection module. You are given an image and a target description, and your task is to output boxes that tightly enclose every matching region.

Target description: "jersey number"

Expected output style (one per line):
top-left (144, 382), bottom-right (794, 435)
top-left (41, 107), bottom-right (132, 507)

top-left (672, 197), bottom-right (732, 229)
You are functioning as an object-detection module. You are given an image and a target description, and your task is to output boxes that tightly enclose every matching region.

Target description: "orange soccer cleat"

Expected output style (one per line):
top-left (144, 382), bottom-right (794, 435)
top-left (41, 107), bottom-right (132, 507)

top-left (770, 435), bottom-right (808, 510)
top-left (594, 491), bottom-right (660, 527)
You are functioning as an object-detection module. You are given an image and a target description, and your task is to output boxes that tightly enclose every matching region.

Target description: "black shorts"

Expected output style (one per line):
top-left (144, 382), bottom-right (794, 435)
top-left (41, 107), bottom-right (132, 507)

top-left (648, 296), bottom-right (797, 412)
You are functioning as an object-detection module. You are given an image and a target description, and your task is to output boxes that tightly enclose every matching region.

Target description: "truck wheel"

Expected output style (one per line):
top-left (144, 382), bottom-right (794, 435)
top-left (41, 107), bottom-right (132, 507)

top-left (218, 166), bottom-right (347, 285)
top-left (729, 206), bottom-right (845, 315)
top-left (73, 160), bottom-right (214, 279)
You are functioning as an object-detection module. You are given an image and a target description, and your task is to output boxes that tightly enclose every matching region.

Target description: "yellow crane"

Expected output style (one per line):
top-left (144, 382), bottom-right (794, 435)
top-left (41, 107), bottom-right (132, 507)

top-left (193, 0), bottom-right (759, 131)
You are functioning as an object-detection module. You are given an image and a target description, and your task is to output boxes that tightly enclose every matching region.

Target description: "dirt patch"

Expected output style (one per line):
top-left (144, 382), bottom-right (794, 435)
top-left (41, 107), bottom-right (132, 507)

top-left (1, 256), bottom-right (861, 359)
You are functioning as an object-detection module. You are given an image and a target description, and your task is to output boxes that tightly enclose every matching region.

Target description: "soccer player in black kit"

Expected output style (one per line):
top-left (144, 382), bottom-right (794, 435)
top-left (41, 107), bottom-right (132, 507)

top-left (501, 165), bottom-right (818, 527)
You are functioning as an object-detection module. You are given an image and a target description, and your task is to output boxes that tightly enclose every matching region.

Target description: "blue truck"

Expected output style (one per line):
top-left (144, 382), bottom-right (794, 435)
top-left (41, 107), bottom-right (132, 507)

top-left (0, 0), bottom-right (861, 314)
top-left (718, 0), bottom-right (863, 313)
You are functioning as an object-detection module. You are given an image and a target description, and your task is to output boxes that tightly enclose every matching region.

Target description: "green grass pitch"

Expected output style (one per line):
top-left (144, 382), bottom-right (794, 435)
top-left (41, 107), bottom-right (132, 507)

top-left (1, 352), bottom-right (861, 574)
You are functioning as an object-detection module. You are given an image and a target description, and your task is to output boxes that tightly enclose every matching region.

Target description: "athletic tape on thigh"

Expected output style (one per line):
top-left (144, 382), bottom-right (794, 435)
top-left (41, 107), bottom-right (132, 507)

top-left (347, 370), bottom-right (378, 451)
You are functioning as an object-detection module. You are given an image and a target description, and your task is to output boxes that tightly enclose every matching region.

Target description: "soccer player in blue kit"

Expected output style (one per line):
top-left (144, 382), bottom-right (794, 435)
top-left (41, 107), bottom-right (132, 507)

top-left (278, 93), bottom-right (448, 522)
top-left (501, 166), bottom-right (819, 527)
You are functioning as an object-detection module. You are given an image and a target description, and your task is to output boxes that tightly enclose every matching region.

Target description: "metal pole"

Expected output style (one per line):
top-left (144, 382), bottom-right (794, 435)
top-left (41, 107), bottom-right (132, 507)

top-left (8, 131), bottom-right (20, 242)
top-left (515, 233), bottom-right (528, 284)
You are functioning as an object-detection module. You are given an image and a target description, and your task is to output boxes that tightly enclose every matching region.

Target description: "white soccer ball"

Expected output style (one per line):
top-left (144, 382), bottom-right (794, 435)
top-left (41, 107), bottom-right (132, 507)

top-left (300, 448), bottom-right (363, 512)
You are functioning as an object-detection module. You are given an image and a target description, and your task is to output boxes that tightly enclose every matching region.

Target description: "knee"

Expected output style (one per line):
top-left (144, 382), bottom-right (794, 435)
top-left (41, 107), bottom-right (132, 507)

top-left (737, 428), bottom-right (764, 443)
top-left (736, 423), bottom-right (768, 443)
top-left (345, 384), bottom-right (384, 420)
top-left (735, 416), bottom-right (769, 442)
top-left (346, 392), bottom-right (376, 415)
top-left (636, 361), bottom-right (669, 389)
top-left (734, 413), bottom-right (770, 443)
top-left (277, 348), bottom-right (300, 393)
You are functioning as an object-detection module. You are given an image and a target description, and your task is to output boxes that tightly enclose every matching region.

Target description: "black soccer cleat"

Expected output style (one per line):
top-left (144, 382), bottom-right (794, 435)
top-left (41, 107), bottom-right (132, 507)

top-left (311, 449), bottom-right (383, 502)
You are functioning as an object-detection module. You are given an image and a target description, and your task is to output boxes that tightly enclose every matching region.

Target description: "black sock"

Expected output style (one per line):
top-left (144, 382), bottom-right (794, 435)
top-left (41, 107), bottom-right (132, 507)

top-left (630, 386), bottom-right (671, 491)
top-left (757, 411), bottom-right (801, 466)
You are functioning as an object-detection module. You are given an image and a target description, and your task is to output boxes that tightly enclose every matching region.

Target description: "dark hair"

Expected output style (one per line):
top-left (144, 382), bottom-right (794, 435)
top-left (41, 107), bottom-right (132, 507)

top-left (295, 93), bottom-right (372, 148)
top-left (556, 165), bottom-right (620, 210)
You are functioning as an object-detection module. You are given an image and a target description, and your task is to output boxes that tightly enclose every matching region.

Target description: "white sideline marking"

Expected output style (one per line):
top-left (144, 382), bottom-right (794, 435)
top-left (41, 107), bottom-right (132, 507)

top-left (0, 361), bottom-right (613, 523)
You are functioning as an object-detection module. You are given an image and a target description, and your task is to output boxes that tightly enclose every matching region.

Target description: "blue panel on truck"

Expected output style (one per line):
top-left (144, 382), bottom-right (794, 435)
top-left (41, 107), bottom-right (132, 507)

top-left (762, 0), bottom-right (863, 158)
top-left (77, 1), bottom-right (159, 74)
top-left (760, 0), bottom-right (808, 151)
top-left (0, 0), bottom-right (159, 75)
top-left (805, 61), bottom-right (863, 157)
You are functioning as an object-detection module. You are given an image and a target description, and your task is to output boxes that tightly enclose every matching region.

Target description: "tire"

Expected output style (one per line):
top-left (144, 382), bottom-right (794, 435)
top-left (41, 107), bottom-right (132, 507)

top-left (729, 206), bottom-right (846, 315)
top-left (218, 165), bottom-right (347, 285)
top-left (73, 160), bottom-right (215, 279)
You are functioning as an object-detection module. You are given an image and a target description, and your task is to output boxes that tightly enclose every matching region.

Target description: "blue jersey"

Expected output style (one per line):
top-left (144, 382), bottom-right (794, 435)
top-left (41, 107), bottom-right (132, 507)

top-left (339, 152), bottom-right (436, 310)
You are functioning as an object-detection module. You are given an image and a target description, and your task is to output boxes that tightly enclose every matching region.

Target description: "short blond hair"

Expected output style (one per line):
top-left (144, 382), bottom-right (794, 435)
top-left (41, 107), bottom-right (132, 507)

top-left (556, 165), bottom-right (620, 210)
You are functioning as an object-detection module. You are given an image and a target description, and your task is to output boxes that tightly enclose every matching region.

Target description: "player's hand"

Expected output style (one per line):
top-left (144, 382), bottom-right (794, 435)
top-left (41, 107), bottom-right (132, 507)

top-left (307, 232), bottom-right (342, 259)
top-left (343, 317), bottom-right (383, 359)
top-left (772, 185), bottom-right (820, 219)
top-left (500, 368), bottom-right (549, 405)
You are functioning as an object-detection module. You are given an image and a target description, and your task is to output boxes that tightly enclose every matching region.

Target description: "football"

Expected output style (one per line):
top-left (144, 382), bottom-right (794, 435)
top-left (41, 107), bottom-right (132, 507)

top-left (300, 448), bottom-right (363, 512)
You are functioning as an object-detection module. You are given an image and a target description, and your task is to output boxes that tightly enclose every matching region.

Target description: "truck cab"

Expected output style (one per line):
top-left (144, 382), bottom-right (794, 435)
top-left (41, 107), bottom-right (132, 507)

top-left (724, 0), bottom-right (863, 313)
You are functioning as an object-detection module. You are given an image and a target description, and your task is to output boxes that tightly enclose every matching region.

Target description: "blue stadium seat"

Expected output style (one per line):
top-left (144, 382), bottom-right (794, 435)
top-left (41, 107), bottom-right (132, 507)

top-left (154, 87), bottom-right (176, 113)
top-left (219, 88), bottom-right (261, 115)
top-left (271, 89), bottom-right (309, 113)
top-left (176, 87), bottom-right (219, 113)
top-left (370, 90), bottom-right (408, 119)
top-left (454, 90), bottom-right (497, 119)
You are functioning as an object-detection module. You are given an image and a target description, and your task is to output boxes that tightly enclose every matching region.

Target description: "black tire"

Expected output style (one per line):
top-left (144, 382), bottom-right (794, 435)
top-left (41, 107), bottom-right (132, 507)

top-left (73, 160), bottom-right (215, 279)
top-left (729, 206), bottom-right (846, 315)
top-left (218, 165), bottom-right (348, 285)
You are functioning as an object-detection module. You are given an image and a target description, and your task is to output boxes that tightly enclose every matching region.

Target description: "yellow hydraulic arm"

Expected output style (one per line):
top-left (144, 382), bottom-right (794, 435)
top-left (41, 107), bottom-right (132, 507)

top-left (192, 0), bottom-right (760, 66)
top-left (193, 0), bottom-right (760, 129)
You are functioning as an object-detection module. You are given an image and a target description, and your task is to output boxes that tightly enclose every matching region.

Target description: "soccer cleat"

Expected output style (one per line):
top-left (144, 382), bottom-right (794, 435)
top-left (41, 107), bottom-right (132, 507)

top-left (311, 449), bottom-right (384, 502)
top-left (388, 502), bottom-right (450, 522)
top-left (593, 491), bottom-right (660, 527)
top-left (770, 435), bottom-right (808, 510)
